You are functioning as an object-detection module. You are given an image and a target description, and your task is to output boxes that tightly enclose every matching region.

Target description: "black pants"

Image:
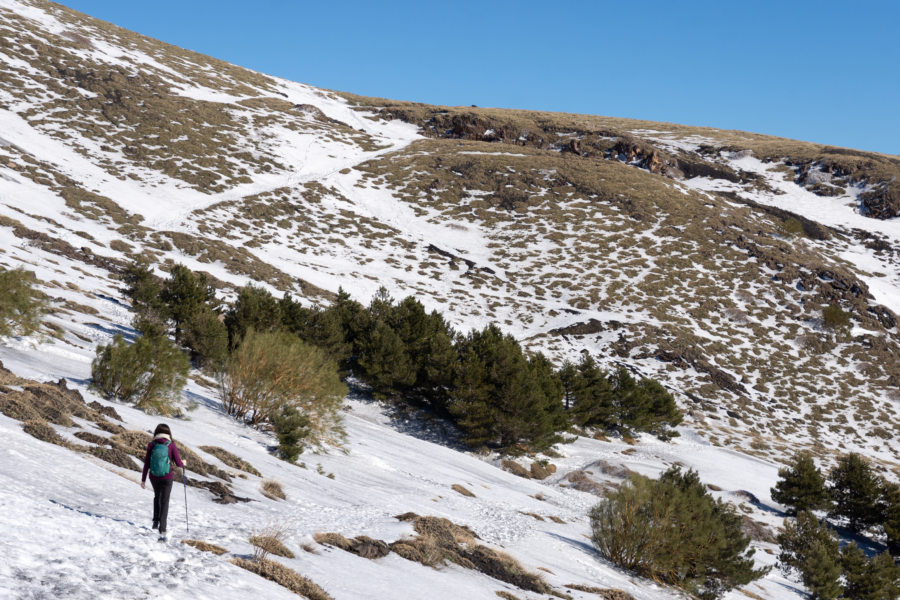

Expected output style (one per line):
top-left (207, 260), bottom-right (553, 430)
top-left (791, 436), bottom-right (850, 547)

top-left (151, 478), bottom-right (173, 532)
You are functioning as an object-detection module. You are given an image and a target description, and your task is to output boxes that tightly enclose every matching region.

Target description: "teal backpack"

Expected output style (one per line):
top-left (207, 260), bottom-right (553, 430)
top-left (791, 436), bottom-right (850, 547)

top-left (149, 440), bottom-right (171, 477)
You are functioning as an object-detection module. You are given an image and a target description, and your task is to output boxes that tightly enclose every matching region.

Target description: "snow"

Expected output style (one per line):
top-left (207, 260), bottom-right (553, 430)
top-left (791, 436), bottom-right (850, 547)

top-left (0, 333), bottom-right (799, 600)
top-left (683, 153), bottom-right (900, 315)
top-left (0, 1), bottom-right (895, 598)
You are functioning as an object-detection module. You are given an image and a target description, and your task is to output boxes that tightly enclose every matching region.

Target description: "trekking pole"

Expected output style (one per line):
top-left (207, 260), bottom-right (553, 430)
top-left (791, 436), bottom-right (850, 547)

top-left (183, 468), bottom-right (189, 533)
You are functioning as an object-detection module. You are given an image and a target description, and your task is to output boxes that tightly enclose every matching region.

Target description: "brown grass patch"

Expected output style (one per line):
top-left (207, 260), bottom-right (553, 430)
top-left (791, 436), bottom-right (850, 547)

top-left (199, 445), bottom-right (261, 476)
top-left (501, 459), bottom-right (531, 479)
top-left (452, 483), bottom-right (476, 497)
top-left (249, 535), bottom-right (295, 559)
top-left (23, 419), bottom-right (69, 447)
top-left (73, 431), bottom-right (108, 445)
top-left (313, 532), bottom-right (389, 559)
top-left (231, 558), bottom-right (332, 600)
top-left (181, 539), bottom-right (227, 555)
top-left (548, 515), bottom-right (566, 524)
top-left (529, 461), bottom-right (556, 480)
top-left (388, 514), bottom-right (550, 593)
top-left (564, 585), bottom-right (635, 600)
top-left (261, 479), bottom-right (286, 500)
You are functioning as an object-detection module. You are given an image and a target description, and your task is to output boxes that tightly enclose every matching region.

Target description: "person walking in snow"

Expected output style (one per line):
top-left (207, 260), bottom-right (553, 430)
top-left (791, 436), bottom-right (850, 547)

top-left (141, 423), bottom-right (185, 540)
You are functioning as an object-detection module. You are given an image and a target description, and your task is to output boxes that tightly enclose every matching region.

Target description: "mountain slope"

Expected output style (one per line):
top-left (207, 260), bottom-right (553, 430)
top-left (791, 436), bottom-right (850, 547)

top-left (1, 0), bottom-right (898, 467)
top-left (0, 2), bottom-right (898, 598)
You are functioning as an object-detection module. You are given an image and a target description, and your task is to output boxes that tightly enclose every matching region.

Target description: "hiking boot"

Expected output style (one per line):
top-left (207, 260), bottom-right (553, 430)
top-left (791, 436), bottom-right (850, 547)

top-left (152, 521), bottom-right (159, 530)
top-left (158, 530), bottom-right (168, 541)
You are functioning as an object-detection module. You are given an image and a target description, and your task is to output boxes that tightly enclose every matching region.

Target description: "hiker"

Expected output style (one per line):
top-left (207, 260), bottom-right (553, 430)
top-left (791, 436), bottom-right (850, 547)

top-left (140, 423), bottom-right (186, 540)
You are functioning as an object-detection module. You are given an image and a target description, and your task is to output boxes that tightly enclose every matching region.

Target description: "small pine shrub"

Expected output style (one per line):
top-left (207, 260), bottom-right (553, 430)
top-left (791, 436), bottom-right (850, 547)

top-left (777, 511), bottom-right (842, 600)
top-left (91, 334), bottom-right (189, 413)
top-left (589, 467), bottom-right (766, 600)
top-left (0, 267), bottom-right (47, 338)
top-left (181, 307), bottom-right (228, 369)
top-left (828, 453), bottom-right (882, 533)
top-left (271, 404), bottom-right (309, 463)
top-left (770, 451), bottom-right (831, 514)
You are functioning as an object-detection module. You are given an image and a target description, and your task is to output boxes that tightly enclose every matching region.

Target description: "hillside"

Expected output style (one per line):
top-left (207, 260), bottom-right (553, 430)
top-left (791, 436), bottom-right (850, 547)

top-left (0, 0), bottom-right (898, 598)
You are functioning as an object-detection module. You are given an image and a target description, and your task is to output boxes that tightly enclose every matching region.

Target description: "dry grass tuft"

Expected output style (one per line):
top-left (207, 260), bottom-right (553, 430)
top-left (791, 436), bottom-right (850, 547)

top-left (249, 535), bottom-right (294, 559)
top-left (200, 445), bottom-right (262, 476)
top-left (250, 521), bottom-right (294, 560)
top-left (548, 515), bottom-right (566, 524)
top-left (261, 478), bottom-right (286, 500)
top-left (501, 459), bottom-right (531, 479)
top-left (529, 461), bottom-right (556, 480)
top-left (392, 514), bottom-right (550, 593)
top-left (564, 585), bottom-right (636, 600)
top-left (452, 483), bottom-right (476, 497)
top-left (496, 592), bottom-right (522, 600)
top-left (231, 557), bottom-right (333, 600)
top-left (313, 532), bottom-right (354, 552)
top-left (23, 419), bottom-right (69, 447)
top-left (313, 532), bottom-right (389, 559)
top-left (181, 539), bottom-right (227, 555)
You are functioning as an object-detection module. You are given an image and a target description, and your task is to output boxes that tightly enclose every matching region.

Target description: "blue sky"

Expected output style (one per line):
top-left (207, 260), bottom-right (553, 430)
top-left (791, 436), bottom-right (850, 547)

top-left (60, 1), bottom-right (900, 155)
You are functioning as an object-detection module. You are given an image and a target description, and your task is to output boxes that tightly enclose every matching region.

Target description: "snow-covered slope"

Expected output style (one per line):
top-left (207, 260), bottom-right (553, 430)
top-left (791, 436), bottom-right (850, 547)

top-left (0, 306), bottom-right (794, 600)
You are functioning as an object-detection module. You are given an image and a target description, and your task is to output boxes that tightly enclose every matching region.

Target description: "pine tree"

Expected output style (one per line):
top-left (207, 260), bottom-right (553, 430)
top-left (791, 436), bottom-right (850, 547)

top-left (388, 296), bottom-right (457, 407)
top-left (449, 344), bottom-right (493, 447)
top-left (280, 296), bottom-right (352, 368)
top-left (271, 404), bottom-right (310, 463)
top-left (777, 511), bottom-right (842, 600)
top-left (449, 325), bottom-right (564, 451)
top-left (160, 264), bottom-right (216, 341)
top-left (91, 333), bottom-right (190, 414)
top-left (120, 258), bottom-right (169, 335)
top-left (590, 466), bottom-right (766, 600)
top-left (634, 378), bottom-right (682, 437)
top-left (770, 451), bottom-right (831, 514)
top-left (569, 355), bottom-right (615, 429)
top-left (829, 453), bottom-right (883, 533)
top-left (0, 267), bottom-right (47, 337)
top-left (181, 307), bottom-right (229, 369)
top-left (558, 360), bottom-right (577, 411)
top-left (881, 481), bottom-right (900, 556)
top-left (611, 367), bottom-right (645, 432)
top-left (224, 284), bottom-right (282, 344)
top-left (357, 319), bottom-right (415, 399)
top-left (842, 543), bottom-right (900, 600)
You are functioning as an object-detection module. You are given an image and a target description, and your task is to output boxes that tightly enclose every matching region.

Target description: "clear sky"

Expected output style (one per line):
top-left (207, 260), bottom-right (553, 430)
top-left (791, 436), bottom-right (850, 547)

top-left (58, 1), bottom-right (900, 156)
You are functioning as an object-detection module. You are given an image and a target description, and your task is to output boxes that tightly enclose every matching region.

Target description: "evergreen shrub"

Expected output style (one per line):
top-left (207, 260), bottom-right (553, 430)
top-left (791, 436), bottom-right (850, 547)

top-left (91, 334), bottom-right (189, 413)
top-left (770, 451), bottom-right (831, 514)
top-left (589, 467), bottom-right (766, 600)
top-left (0, 267), bottom-right (47, 337)
top-left (828, 453), bottom-right (882, 533)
